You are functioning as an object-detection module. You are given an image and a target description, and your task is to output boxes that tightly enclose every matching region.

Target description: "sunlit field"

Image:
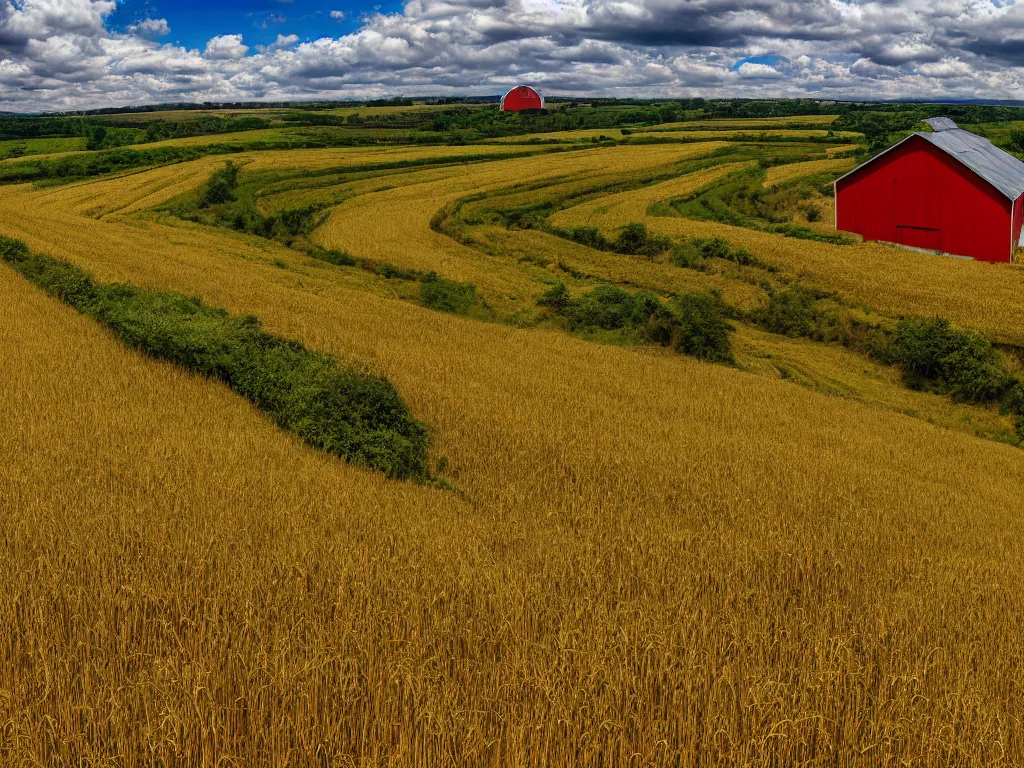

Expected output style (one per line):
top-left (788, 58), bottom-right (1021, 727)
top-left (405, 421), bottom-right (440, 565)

top-left (2, 104), bottom-right (1024, 766)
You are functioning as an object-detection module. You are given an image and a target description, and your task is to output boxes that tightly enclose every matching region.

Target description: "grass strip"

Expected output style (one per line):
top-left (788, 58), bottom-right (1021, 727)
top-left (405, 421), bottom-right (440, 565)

top-left (0, 236), bottom-right (430, 480)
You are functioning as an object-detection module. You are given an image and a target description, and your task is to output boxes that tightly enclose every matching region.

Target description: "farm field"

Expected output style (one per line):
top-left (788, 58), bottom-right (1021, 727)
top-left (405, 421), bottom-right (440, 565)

top-left (484, 127), bottom-right (859, 144)
top-left (2, 104), bottom-right (1024, 766)
top-left (0, 135), bottom-right (87, 159)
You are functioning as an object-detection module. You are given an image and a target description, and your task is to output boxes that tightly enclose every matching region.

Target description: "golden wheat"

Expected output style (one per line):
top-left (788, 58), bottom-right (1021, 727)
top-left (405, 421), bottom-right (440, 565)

top-left (485, 128), bottom-right (856, 143)
top-left (764, 157), bottom-right (858, 187)
top-left (2, 134), bottom-right (1024, 766)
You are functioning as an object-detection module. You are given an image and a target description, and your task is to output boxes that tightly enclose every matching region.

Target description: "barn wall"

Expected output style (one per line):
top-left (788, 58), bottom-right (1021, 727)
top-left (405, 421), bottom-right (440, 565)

top-left (836, 136), bottom-right (1013, 263)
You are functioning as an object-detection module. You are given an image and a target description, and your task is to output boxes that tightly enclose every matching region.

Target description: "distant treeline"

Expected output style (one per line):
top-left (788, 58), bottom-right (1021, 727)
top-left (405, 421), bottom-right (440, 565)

top-left (8, 99), bottom-right (1024, 154)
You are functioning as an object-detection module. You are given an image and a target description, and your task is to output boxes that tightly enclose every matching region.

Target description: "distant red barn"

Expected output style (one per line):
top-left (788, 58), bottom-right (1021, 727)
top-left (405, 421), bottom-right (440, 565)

top-left (835, 117), bottom-right (1024, 263)
top-left (500, 86), bottom-right (545, 112)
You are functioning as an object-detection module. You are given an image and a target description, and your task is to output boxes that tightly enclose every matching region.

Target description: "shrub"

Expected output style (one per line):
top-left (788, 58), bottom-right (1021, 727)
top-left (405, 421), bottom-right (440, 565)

top-left (890, 317), bottom-right (1013, 402)
top-left (614, 223), bottom-right (672, 257)
top-left (674, 292), bottom-right (734, 363)
top-left (0, 236), bottom-right (430, 480)
top-left (566, 226), bottom-right (612, 250)
top-left (692, 236), bottom-right (732, 260)
top-left (564, 285), bottom-right (636, 330)
top-left (420, 272), bottom-right (477, 315)
top-left (561, 285), bottom-right (667, 331)
top-left (537, 282), bottom-right (570, 311)
top-left (672, 236), bottom-right (774, 271)
top-left (552, 284), bottom-right (671, 331)
top-left (311, 248), bottom-right (357, 267)
top-left (1003, 384), bottom-right (1024, 439)
top-left (372, 262), bottom-right (423, 281)
top-left (538, 282), bottom-right (733, 363)
top-left (615, 223), bottom-right (650, 255)
top-left (755, 286), bottom-right (821, 337)
top-left (670, 241), bottom-right (707, 270)
top-left (201, 162), bottom-right (239, 207)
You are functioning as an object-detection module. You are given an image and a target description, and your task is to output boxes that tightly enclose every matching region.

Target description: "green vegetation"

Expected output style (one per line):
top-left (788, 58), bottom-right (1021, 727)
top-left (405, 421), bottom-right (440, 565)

top-left (177, 162), bottom-right (330, 242)
top-left (671, 235), bottom-right (778, 272)
top-left (0, 136), bottom-right (88, 160)
top-left (0, 235), bottom-right (430, 480)
top-left (420, 273), bottom-right (478, 315)
top-left (553, 222), bottom-right (672, 257)
top-left (539, 283), bottom-right (733, 363)
top-left (201, 161), bottom-right (239, 206)
top-left (889, 317), bottom-right (1014, 404)
top-left (310, 247), bottom-right (357, 267)
top-left (752, 285), bottom-right (836, 339)
top-left (673, 292), bottom-right (735, 363)
top-left (144, 115), bottom-right (272, 142)
top-left (0, 145), bottom-right (216, 183)
top-left (748, 284), bottom-right (1024, 435)
top-left (671, 166), bottom-right (853, 245)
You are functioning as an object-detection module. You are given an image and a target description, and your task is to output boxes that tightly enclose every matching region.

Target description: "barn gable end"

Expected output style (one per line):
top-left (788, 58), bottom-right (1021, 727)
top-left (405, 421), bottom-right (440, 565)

top-left (835, 121), bottom-right (1024, 263)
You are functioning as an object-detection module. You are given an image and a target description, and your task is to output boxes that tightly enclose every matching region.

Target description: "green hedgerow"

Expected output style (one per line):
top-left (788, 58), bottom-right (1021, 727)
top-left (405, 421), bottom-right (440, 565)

top-left (891, 316), bottom-right (1013, 403)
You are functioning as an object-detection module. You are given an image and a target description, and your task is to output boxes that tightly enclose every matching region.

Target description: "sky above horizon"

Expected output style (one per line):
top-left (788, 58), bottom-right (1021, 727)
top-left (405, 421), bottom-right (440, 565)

top-left (4, 0), bottom-right (1024, 112)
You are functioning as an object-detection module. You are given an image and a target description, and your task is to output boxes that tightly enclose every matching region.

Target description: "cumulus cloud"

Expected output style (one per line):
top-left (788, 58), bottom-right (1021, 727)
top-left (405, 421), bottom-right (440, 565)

top-left (126, 18), bottom-right (170, 38)
top-left (257, 33), bottom-right (299, 53)
top-left (6, 0), bottom-right (1024, 111)
top-left (737, 62), bottom-right (782, 79)
top-left (204, 34), bottom-right (248, 60)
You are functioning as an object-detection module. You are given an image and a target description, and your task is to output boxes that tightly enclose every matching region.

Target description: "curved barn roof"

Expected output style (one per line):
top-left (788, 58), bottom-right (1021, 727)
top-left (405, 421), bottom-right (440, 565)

top-left (837, 118), bottom-right (1024, 200)
top-left (500, 85), bottom-right (544, 112)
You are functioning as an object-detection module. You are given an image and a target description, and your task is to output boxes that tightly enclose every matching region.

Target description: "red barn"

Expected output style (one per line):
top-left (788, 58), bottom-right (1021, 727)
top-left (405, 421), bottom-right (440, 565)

top-left (835, 117), bottom-right (1024, 263)
top-left (500, 86), bottom-right (544, 112)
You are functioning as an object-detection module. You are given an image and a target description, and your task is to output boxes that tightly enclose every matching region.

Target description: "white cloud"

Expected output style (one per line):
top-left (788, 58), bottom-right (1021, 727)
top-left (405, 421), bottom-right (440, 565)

top-left (737, 62), bottom-right (781, 78)
top-left (257, 33), bottom-right (299, 53)
top-left (126, 18), bottom-right (170, 38)
top-left (4, 0), bottom-right (1024, 111)
top-left (203, 34), bottom-right (248, 60)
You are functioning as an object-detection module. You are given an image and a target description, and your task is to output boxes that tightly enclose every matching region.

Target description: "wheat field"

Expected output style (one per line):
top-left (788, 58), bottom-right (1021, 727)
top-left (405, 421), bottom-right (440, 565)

top-left (2, 126), bottom-right (1024, 766)
top-left (550, 166), bottom-right (1024, 345)
top-left (764, 157), bottom-right (858, 187)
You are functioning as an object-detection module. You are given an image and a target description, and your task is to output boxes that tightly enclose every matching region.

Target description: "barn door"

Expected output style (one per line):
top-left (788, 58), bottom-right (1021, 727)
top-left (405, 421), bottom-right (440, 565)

top-left (894, 154), bottom-right (942, 250)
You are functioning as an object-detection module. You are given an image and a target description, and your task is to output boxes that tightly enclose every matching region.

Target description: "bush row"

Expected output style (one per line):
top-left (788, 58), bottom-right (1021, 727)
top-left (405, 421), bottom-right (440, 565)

top-left (671, 236), bottom-right (778, 272)
top-left (190, 163), bottom-right (331, 241)
top-left (538, 283), bottom-right (734, 363)
top-left (672, 168), bottom-right (855, 246)
top-left (309, 249), bottom-right (479, 316)
top-left (552, 223), bottom-right (673, 258)
top-left (750, 285), bottom-right (1024, 435)
top-left (0, 236), bottom-right (431, 480)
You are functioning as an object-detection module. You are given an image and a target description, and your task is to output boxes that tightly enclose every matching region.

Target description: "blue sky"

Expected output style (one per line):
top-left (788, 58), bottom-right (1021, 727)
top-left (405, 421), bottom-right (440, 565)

top-left (2, 0), bottom-right (1024, 112)
top-left (107, 0), bottom-right (400, 51)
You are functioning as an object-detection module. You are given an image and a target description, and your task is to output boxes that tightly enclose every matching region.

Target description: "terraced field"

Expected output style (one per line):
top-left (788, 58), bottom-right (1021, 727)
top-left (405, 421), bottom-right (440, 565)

top-left (2, 113), bottom-right (1024, 766)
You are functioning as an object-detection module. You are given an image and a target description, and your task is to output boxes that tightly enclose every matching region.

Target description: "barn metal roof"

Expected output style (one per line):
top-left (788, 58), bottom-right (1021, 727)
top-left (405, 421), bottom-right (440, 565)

top-left (918, 127), bottom-right (1024, 199)
top-left (835, 118), bottom-right (1024, 200)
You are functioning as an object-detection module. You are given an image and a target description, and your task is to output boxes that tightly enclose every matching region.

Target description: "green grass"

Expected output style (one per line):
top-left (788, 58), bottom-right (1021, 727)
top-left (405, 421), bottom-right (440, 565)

top-left (0, 136), bottom-right (87, 160)
top-left (670, 165), bottom-right (855, 245)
